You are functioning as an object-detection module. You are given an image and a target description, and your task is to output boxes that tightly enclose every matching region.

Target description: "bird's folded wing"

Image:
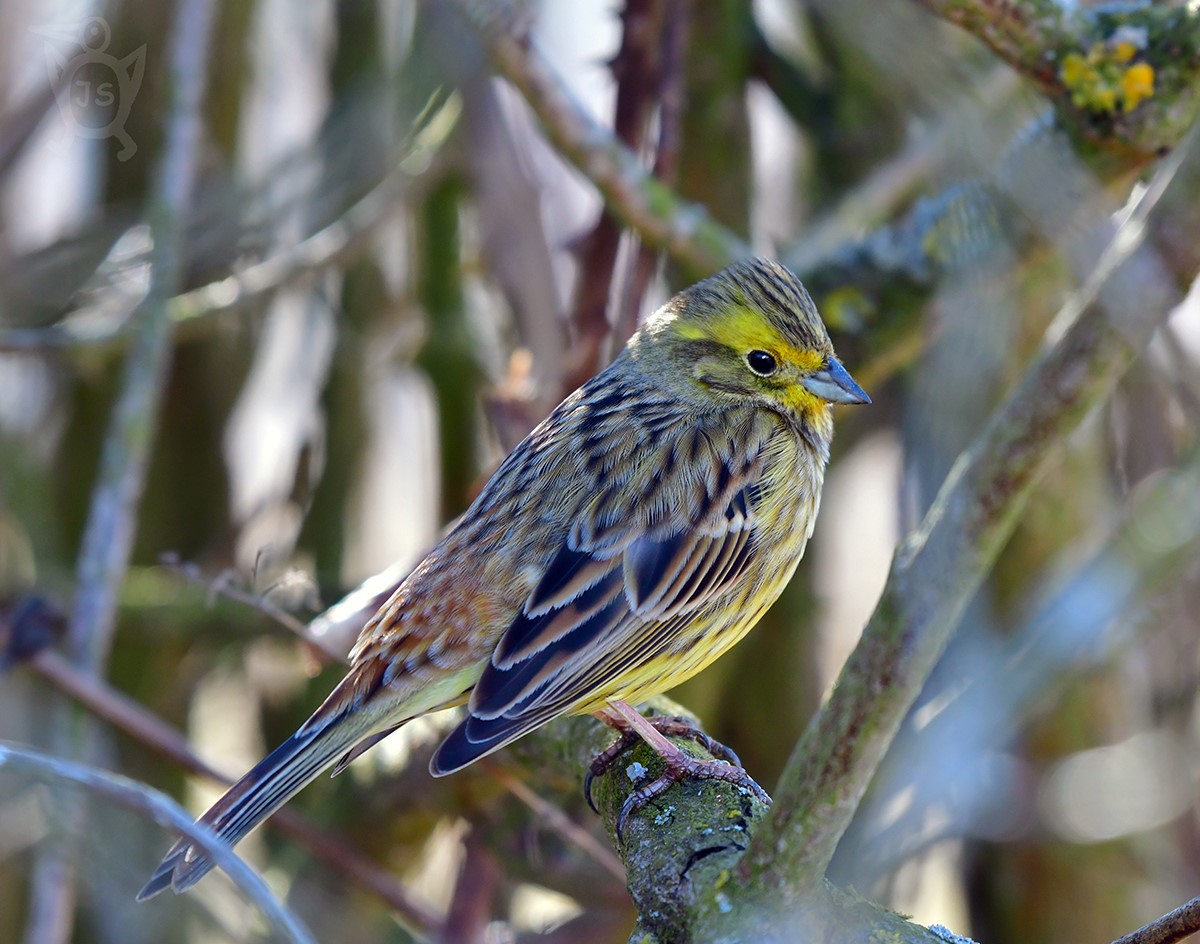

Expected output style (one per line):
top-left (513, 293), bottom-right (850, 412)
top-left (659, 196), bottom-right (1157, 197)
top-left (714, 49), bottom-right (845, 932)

top-left (430, 446), bottom-right (763, 774)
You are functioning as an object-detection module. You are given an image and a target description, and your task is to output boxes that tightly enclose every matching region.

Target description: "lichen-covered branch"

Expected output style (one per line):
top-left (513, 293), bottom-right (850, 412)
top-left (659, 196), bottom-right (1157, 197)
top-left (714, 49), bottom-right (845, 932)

top-left (504, 702), bottom-right (949, 944)
top-left (914, 0), bottom-right (1200, 158)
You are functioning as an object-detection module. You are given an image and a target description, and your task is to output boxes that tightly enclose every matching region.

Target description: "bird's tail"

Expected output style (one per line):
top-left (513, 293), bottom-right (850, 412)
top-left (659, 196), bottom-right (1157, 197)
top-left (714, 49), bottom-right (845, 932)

top-left (138, 693), bottom-right (383, 900)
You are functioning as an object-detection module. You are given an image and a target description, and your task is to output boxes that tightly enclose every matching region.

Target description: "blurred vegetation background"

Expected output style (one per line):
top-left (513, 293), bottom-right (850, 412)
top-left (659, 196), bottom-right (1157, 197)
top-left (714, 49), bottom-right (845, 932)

top-left (1, 0), bottom-right (1199, 942)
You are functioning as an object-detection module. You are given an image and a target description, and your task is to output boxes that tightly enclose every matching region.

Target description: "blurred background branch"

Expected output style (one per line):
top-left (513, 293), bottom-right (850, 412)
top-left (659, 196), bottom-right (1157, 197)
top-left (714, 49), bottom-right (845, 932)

top-left (0, 743), bottom-right (316, 944)
top-left (19, 3), bottom-right (216, 943)
top-left (2, 0), bottom-right (1200, 942)
top-left (742, 124), bottom-right (1198, 900)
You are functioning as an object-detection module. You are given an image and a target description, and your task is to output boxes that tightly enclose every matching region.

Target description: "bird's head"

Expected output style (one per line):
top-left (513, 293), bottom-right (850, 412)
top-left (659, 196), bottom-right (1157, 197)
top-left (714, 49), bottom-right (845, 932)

top-left (633, 258), bottom-right (869, 428)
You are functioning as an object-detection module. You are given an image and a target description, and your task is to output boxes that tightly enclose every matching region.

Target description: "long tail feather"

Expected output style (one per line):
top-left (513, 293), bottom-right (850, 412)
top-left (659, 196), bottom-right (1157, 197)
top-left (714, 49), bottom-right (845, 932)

top-left (138, 712), bottom-right (370, 900)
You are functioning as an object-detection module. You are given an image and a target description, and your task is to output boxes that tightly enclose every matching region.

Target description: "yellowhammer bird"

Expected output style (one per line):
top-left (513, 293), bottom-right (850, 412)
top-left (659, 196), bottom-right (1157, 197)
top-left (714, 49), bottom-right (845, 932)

top-left (139, 257), bottom-right (868, 899)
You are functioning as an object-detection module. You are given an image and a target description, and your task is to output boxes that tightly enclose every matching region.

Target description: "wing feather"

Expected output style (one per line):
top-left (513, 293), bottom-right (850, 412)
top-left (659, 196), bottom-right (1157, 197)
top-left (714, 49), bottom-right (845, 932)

top-left (429, 436), bottom-right (768, 776)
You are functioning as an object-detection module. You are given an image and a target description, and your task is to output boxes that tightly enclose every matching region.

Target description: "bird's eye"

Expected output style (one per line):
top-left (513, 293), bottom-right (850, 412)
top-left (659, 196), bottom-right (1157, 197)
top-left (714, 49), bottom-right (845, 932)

top-left (746, 350), bottom-right (778, 376)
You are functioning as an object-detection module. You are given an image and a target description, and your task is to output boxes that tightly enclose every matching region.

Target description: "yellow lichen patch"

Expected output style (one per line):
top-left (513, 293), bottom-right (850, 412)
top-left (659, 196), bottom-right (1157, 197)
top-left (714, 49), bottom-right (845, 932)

top-left (1059, 39), bottom-right (1155, 114)
top-left (1061, 52), bottom-right (1091, 88)
top-left (1122, 63), bottom-right (1155, 111)
top-left (1113, 40), bottom-right (1137, 63)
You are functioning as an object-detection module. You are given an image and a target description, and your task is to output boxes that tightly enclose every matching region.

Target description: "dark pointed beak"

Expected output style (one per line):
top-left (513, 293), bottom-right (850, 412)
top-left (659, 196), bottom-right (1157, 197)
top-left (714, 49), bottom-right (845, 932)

top-left (800, 358), bottom-right (871, 405)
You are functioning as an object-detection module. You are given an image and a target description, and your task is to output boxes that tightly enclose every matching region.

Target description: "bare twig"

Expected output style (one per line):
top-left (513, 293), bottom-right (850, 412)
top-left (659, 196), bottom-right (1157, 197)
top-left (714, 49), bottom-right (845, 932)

top-left (0, 742), bottom-right (317, 944)
top-left (167, 94), bottom-right (457, 327)
top-left (159, 555), bottom-right (342, 663)
top-left (566, 0), bottom-right (665, 388)
top-left (437, 832), bottom-right (498, 944)
top-left (67, 0), bottom-right (211, 686)
top-left (484, 762), bottom-right (626, 882)
top-left (613, 0), bottom-right (689, 348)
top-left (1110, 896), bottom-right (1200, 944)
top-left (458, 0), bottom-right (749, 278)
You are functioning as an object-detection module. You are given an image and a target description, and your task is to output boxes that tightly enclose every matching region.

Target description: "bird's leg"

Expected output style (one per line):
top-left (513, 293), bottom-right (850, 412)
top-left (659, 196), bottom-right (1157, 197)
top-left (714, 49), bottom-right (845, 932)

top-left (587, 699), bottom-right (770, 839)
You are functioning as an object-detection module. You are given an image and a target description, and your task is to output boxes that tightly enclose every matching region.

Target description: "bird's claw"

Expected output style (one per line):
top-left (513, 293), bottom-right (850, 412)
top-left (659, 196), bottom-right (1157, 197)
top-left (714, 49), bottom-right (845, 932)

top-left (585, 729), bottom-right (640, 813)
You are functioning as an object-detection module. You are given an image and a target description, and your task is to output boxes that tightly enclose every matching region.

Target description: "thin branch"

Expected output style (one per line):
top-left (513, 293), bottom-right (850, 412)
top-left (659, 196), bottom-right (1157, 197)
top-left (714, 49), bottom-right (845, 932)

top-left (25, 579), bottom-right (622, 930)
top-left (0, 92), bottom-right (459, 355)
top-left (735, 129), bottom-right (1200, 903)
top-left (1110, 896), bottom-right (1200, 944)
top-left (436, 833), bottom-right (498, 944)
top-left (24, 5), bottom-right (216, 942)
top-left (28, 640), bottom-right (625, 904)
top-left (566, 0), bottom-right (665, 390)
top-left (68, 0), bottom-right (211, 677)
top-left (836, 443), bottom-right (1200, 884)
top-left (457, 0), bottom-right (750, 278)
top-left (159, 555), bottom-right (343, 663)
top-left (613, 0), bottom-right (689, 349)
top-left (0, 742), bottom-right (317, 944)
top-left (166, 95), bottom-right (456, 328)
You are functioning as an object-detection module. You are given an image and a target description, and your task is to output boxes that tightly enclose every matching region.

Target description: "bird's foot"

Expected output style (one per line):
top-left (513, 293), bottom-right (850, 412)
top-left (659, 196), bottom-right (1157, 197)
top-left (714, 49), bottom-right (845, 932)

top-left (584, 714), bottom-right (744, 812)
top-left (585, 701), bottom-right (769, 840)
